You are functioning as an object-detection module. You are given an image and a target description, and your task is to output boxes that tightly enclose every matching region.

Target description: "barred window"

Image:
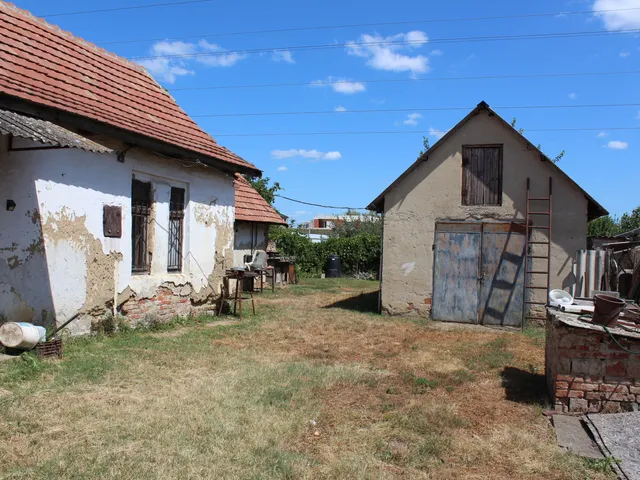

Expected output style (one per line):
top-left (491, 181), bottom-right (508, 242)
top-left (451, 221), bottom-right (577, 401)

top-left (168, 187), bottom-right (185, 272)
top-left (131, 179), bottom-right (151, 273)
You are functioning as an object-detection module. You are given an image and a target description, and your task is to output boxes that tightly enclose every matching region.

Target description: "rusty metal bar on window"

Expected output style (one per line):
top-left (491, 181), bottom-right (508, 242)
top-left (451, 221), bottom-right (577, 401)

top-left (167, 188), bottom-right (185, 272)
top-left (131, 180), bottom-right (151, 273)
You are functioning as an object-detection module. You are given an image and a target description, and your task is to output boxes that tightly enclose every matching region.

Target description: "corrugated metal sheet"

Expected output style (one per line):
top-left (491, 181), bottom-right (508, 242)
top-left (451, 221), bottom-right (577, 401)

top-left (0, 108), bottom-right (112, 153)
top-left (573, 250), bottom-right (607, 298)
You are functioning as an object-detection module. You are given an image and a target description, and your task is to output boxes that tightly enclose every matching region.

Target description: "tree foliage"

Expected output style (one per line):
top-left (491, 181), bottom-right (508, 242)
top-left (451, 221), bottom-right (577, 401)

top-left (587, 205), bottom-right (640, 237)
top-left (243, 175), bottom-right (282, 206)
top-left (329, 210), bottom-right (382, 238)
top-left (510, 118), bottom-right (564, 163)
top-left (418, 136), bottom-right (431, 157)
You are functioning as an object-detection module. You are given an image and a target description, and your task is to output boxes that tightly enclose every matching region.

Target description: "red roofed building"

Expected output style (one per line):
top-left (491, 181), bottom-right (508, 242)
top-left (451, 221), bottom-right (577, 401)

top-left (0, 2), bottom-right (266, 334)
top-left (233, 174), bottom-right (287, 266)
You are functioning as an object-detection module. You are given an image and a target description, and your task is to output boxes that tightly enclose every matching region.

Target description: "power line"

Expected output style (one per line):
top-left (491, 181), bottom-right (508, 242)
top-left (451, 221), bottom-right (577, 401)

top-left (101, 6), bottom-right (640, 45)
top-left (170, 70), bottom-right (640, 92)
top-left (275, 195), bottom-right (368, 210)
top-left (210, 127), bottom-right (640, 137)
top-left (191, 102), bottom-right (640, 118)
top-left (129, 28), bottom-right (640, 61)
top-left (40, 0), bottom-right (211, 18)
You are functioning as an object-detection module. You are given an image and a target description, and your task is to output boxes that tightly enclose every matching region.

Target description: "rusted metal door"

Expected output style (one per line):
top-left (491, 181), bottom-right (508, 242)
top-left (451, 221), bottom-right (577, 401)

top-left (432, 223), bottom-right (481, 322)
top-left (432, 222), bottom-right (525, 326)
top-left (478, 223), bottom-right (526, 327)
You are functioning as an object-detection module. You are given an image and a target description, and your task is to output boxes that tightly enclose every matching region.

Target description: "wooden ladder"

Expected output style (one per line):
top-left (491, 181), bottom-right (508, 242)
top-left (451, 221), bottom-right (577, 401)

top-left (522, 177), bottom-right (552, 327)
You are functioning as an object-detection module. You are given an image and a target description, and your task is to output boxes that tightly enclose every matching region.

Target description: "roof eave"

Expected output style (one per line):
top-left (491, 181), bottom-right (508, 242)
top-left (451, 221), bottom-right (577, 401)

top-left (0, 93), bottom-right (262, 177)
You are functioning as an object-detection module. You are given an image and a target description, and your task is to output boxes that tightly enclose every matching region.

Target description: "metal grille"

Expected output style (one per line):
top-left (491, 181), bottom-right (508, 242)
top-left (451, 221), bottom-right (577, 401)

top-left (132, 180), bottom-right (151, 273)
top-left (168, 187), bottom-right (185, 272)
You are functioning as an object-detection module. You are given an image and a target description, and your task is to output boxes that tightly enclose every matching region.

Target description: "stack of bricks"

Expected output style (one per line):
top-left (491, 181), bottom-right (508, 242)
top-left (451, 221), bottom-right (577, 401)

top-left (546, 310), bottom-right (640, 413)
top-left (121, 286), bottom-right (192, 324)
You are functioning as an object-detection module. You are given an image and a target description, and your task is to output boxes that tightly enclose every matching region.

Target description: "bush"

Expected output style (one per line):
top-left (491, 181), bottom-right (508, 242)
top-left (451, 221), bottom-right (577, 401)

top-left (271, 228), bottom-right (380, 276)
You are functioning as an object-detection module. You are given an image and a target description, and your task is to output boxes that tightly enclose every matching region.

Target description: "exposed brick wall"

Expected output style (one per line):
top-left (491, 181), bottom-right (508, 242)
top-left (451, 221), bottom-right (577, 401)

top-left (121, 287), bottom-right (192, 324)
top-left (546, 313), bottom-right (640, 413)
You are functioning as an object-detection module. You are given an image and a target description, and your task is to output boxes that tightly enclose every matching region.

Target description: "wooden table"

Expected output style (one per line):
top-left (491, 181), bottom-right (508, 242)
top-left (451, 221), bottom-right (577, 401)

top-left (218, 270), bottom-right (257, 319)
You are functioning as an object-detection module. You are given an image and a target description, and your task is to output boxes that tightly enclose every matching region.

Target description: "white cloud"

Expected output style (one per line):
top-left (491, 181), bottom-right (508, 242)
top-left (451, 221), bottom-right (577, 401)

top-left (137, 39), bottom-right (246, 83)
top-left (277, 165), bottom-right (288, 171)
top-left (568, 92), bottom-right (577, 99)
top-left (430, 49), bottom-right (443, 56)
top-left (593, 0), bottom-right (640, 30)
top-left (346, 31), bottom-right (430, 75)
top-left (620, 51), bottom-right (631, 57)
top-left (271, 149), bottom-right (342, 161)
top-left (428, 127), bottom-right (447, 139)
top-left (334, 105), bottom-right (347, 112)
top-left (403, 113), bottom-right (422, 126)
top-left (607, 140), bottom-right (629, 149)
top-left (322, 151), bottom-right (342, 161)
top-left (597, 131), bottom-right (609, 138)
top-left (311, 77), bottom-right (366, 94)
top-left (272, 50), bottom-right (295, 64)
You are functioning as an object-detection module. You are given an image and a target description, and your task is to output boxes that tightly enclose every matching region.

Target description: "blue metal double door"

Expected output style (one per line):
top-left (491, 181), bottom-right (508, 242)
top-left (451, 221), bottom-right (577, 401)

top-left (431, 222), bottom-right (526, 327)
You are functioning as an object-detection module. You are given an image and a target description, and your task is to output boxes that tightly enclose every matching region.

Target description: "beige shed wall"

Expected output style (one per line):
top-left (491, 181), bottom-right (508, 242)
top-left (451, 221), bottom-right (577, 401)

top-left (380, 109), bottom-right (588, 317)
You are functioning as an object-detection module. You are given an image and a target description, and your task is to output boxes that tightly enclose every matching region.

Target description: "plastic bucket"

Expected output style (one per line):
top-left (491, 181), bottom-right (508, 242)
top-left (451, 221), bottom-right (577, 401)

top-left (0, 322), bottom-right (47, 349)
top-left (592, 294), bottom-right (626, 327)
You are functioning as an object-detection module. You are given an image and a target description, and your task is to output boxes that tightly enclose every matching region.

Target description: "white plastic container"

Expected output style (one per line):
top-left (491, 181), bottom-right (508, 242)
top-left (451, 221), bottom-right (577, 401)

top-left (0, 322), bottom-right (47, 349)
top-left (549, 289), bottom-right (573, 308)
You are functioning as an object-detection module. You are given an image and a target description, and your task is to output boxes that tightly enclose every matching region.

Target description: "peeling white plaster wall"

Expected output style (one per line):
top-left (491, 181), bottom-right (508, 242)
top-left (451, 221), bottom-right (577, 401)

top-left (0, 134), bottom-right (235, 328)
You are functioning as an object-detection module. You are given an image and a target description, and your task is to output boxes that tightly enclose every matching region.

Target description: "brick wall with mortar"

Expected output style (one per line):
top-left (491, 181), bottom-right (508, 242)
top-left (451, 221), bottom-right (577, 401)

top-left (546, 312), bottom-right (640, 414)
top-left (121, 286), bottom-right (192, 324)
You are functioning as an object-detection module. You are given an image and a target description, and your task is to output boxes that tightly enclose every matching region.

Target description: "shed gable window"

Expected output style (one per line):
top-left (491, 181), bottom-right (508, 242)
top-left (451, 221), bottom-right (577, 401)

top-left (461, 145), bottom-right (503, 206)
top-left (168, 187), bottom-right (185, 272)
top-left (131, 179), bottom-right (152, 273)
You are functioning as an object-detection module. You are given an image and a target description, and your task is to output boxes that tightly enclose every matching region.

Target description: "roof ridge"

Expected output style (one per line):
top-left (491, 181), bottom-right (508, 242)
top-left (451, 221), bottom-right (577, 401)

top-left (0, 1), bottom-right (148, 75)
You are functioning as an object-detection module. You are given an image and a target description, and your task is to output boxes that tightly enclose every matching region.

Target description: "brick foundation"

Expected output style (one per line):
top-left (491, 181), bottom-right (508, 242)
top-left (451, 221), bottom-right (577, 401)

top-left (121, 287), bottom-right (194, 324)
top-left (546, 311), bottom-right (640, 413)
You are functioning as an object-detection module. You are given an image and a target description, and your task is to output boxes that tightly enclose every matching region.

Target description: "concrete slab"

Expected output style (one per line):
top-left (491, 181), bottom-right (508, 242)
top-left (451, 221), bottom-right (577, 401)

top-left (553, 414), bottom-right (604, 460)
top-left (585, 412), bottom-right (640, 480)
top-left (0, 353), bottom-right (20, 362)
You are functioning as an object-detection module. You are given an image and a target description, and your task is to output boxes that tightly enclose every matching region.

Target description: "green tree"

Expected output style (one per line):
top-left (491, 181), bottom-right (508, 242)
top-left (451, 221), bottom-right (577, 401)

top-left (418, 136), bottom-right (430, 157)
top-left (620, 206), bottom-right (640, 233)
top-left (330, 210), bottom-right (382, 238)
top-left (587, 215), bottom-right (622, 237)
top-left (243, 175), bottom-right (282, 206)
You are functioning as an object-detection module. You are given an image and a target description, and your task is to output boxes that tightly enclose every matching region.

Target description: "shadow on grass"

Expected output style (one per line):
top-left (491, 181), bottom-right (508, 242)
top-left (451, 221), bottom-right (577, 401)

top-left (323, 291), bottom-right (379, 314)
top-left (501, 366), bottom-right (549, 405)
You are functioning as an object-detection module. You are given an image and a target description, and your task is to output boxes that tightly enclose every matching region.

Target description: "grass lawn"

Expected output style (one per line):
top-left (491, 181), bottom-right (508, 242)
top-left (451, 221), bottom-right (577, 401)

top-left (0, 279), bottom-right (613, 479)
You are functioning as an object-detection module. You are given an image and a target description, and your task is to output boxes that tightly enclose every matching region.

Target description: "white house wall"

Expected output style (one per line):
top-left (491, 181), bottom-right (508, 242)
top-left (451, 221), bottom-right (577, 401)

top-left (233, 221), bottom-right (269, 266)
top-left (0, 135), bottom-right (235, 334)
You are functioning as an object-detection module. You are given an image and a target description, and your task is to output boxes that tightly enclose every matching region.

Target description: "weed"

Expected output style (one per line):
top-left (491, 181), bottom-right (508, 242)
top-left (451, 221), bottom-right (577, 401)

top-left (386, 386), bottom-right (399, 395)
top-left (584, 456), bottom-right (620, 473)
top-left (380, 403), bottom-right (396, 413)
top-left (465, 337), bottom-right (514, 371)
top-left (92, 313), bottom-right (128, 336)
top-left (412, 376), bottom-right (438, 394)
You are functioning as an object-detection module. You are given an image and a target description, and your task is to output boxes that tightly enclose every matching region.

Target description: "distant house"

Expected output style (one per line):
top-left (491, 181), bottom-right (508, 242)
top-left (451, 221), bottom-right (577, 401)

top-left (368, 102), bottom-right (607, 327)
top-left (0, 2), bottom-right (263, 334)
top-left (233, 174), bottom-right (287, 266)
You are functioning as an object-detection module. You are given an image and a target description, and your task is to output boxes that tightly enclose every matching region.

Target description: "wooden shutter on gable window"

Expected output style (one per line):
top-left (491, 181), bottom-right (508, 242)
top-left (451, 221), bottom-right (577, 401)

top-left (462, 145), bottom-right (503, 205)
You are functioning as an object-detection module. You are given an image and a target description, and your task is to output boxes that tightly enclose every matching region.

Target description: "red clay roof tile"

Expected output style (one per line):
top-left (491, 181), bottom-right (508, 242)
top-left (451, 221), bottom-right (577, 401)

top-left (234, 174), bottom-right (287, 225)
top-left (0, 1), bottom-right (258, 173)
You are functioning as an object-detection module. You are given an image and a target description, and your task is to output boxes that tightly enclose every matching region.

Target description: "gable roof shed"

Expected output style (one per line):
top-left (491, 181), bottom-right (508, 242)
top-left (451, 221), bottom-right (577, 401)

top-left (0, 1), bottom-right (260, 176)
top-left (368, 101), bottom-right (607, 220)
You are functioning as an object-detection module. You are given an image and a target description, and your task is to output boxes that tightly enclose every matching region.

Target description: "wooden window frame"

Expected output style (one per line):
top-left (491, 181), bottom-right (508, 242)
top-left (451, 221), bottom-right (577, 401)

top-left (167, 187), bottom-right (185, 272)
top-left (461, 144), bottom-right (503, 206)
top-left (131, 179), bottom-right (152, 273)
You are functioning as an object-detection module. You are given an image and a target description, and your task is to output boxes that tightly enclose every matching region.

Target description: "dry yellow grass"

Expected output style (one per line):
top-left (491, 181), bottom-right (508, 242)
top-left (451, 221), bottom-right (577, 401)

top-left (0, 279), bottom-right (613, 479)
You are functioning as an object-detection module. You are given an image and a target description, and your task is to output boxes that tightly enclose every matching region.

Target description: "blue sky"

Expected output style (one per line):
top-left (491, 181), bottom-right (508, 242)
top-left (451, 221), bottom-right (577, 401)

top-left (17, 0), bottom-right (640, 221)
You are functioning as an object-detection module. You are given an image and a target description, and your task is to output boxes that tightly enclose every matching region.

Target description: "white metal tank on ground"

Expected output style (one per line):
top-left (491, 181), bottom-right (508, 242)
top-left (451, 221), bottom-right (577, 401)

top-left (0, 322), bottom-right (47, 349)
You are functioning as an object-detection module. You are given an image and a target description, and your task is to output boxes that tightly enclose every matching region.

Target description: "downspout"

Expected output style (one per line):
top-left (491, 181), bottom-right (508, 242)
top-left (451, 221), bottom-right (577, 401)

top-left (378, 209), bottom-right (384, 314)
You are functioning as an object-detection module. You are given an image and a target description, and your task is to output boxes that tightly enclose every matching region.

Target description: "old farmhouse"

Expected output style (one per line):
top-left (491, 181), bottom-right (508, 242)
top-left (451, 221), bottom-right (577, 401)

top-left (369, 102), bottom-right (607, 327)
top-left (0, 2), bottom-right (268, 334)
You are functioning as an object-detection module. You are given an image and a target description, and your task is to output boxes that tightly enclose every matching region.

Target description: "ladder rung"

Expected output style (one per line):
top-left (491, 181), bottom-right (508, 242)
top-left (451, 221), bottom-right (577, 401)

top-left (526, 271), bottom-right (549, 274)
top-left (528, 212), bottom-right (550, 215)
top-left (525, 301), bottom-right (547, 305)
top-left (525, 286), bottom-right (549, 290)
top-left (529, 197), bottom-right (551, 201)
top-left (527, 241), bottom-right (550, 245)
top-left (527, 255), bottom-right (548, 258)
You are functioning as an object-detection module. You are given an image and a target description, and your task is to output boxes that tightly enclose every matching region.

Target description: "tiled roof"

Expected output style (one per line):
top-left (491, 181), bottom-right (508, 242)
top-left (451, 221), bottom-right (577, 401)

top-left (234, 174), bottom-right (287, 225)
top-left (0, 1), bottom-right (258, 174)
top-left (0, 108), bottom-right (112, 153)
